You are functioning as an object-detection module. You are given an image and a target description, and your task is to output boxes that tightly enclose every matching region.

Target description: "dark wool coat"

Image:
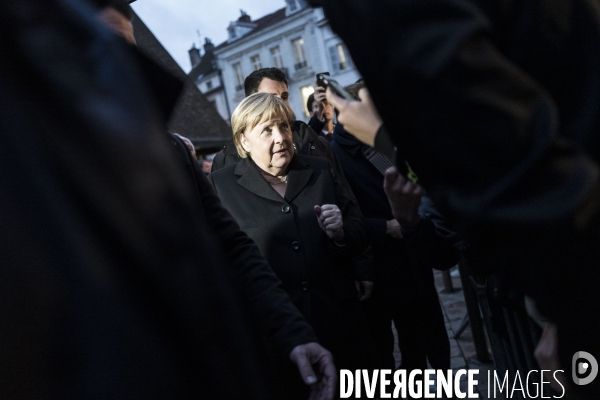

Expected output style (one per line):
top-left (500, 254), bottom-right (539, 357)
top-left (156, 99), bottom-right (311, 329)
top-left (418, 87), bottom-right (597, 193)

top-left (208, 155), bottom-right (369, 344)
top-left (170, 134), bottom-right (317, 357)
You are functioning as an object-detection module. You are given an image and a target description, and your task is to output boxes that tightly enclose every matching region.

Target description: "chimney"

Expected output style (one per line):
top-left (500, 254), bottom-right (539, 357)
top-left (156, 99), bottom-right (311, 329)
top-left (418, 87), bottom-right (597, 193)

top-left (238, 9), bottom-right (251, 23)
top-left (204, 37), bottom-right (215, 53)
top-left (189, 44), bottom-right (201, 68)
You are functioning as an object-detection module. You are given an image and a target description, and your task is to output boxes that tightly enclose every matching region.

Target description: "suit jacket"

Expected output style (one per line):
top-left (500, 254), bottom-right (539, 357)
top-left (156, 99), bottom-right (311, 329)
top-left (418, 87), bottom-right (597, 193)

top-left (208, 155), bottom-right (368, 337)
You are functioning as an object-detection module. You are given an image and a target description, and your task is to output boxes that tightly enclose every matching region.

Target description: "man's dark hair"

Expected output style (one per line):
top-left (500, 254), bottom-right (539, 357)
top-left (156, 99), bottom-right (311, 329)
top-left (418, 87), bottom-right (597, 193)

top-left (244, 68), bottom-right (288, 96)
top-left (94, 0), bottom-right (134, 21)
top-left (306, 93), bottom-right (315, 113)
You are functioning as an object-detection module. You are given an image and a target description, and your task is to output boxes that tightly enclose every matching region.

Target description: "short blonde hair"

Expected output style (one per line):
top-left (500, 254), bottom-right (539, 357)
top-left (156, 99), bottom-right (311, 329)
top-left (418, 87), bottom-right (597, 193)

top-left (231, 92), bottom-right (296, 158)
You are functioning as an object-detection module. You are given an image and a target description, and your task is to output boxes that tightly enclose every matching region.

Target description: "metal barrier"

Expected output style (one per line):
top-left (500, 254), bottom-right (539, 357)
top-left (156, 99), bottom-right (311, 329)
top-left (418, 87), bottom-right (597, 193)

top-left (459, 256), bottom-right (553, 399)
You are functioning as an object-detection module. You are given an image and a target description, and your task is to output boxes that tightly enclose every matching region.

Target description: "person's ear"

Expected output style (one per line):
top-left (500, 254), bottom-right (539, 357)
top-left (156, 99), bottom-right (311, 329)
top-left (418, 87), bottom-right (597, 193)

top-left (241, 133), bottom-right (251, 154)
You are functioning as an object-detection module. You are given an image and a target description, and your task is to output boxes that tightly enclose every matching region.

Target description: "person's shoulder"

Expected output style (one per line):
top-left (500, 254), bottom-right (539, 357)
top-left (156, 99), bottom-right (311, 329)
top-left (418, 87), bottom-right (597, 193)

top-left (208, 161), bottom-right (238, 183)
top-left (293, 120), bottom-right (318, 140)
top-left (295, 153), bottom-right (331, 170)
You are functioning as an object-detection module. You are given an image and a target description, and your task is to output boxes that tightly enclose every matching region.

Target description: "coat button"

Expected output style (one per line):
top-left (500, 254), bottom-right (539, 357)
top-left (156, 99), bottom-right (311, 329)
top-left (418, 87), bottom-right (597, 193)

top-left (311, 146), bottom-right (315, 150)
top-left (300, 282), bottom-right (309, 291)
top-left (292, 241), bottom-right (301, 251)
top-left (282, 205), bottom-right (291, 213)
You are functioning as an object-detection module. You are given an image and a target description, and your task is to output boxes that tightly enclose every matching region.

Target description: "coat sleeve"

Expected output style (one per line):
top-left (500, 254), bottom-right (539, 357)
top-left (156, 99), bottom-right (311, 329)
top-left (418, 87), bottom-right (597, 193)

top-left (328, 160), bottom-right (369, 257)
top-left (401, 195), bottom-right (462, 271)
top-left (363, 217), bottom-right (387, 249)
top-left (204, 169), bottom-right (318, 356)
top-left (308, 113), bottom-right (325, 134)
top-left (211, 141), bottom-right (242, 173)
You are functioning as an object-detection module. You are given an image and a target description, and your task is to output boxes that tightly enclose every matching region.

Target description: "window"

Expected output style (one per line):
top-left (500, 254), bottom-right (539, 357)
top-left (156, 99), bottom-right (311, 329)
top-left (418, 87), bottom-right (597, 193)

top-left (287, 0), bottom-right (298, 12)
top-left (233, 62), bottom-right (244, 91)
top-left (270, 46), bottom-right (284, 69)
top-left (206, 80), bottom-right (213, 90)
top-left (228, 26), bottom-right (237, 39)
top-left (292, 38), bottom-right (307, 70)
top-left (300, 85), bottom-right (314, 117)
top-left (328, 43), bottom-right (352, 73)
top-left (337, 44), bottom-right (348, 70)
top-left (250, 54), bottom-right (262, 71)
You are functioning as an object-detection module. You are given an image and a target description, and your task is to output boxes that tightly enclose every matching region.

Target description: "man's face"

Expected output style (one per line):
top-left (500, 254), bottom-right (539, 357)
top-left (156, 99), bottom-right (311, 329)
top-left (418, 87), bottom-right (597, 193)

top-left (322, 102), bottom-right (334, 121)
top-left (310, 100), bottom-right (320, 117)
top-left (257, 78), bottom-right (290, 107)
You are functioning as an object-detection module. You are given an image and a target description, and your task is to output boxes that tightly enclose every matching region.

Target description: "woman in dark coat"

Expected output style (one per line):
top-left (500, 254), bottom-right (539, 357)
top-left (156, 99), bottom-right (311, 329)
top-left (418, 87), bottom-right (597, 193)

top-left (208, 93), bottom-right (375, 397)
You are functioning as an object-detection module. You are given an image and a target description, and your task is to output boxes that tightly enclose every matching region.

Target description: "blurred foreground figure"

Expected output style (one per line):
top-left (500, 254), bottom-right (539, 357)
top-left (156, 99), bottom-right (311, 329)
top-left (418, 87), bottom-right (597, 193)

top-left (0, 0), bottom-right (279, 397)
top-left (311, 0), bottom-right (600, 396)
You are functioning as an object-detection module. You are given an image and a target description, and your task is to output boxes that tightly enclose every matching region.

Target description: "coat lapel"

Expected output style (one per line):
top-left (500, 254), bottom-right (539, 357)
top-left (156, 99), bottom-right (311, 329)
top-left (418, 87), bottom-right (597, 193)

top-left (235, 158), bottom-right (288, 204)
top-left (284, 156), bottom-right (313, 203)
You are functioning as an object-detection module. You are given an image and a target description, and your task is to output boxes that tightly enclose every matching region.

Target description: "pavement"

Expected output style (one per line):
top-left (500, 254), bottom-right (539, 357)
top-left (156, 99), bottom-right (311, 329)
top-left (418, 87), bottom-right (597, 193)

top-left (392, 267), bottom-right (502, 399)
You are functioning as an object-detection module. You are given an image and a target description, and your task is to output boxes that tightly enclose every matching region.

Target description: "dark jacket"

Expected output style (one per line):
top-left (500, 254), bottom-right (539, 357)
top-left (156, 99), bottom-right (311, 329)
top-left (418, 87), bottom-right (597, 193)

top-left (208, 155), bottom-right (368, 333)
top-left (311, 0), bottom-right (600, 294)
top-left (308, 112), bottom-right (326, 135)
top-left (311, 0), bottom-right (600, 390)
top-left (331, 126), bottom-right (460, 303)
top-left (169, 134), bottom-right (317, 357)
top-left (211, 120), bottom-right (331, 171)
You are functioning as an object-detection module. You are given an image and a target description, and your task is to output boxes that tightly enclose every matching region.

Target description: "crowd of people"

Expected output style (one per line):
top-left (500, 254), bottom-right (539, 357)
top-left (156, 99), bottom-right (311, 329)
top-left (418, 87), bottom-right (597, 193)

top-left (2, 0), bottom-right (599, 399)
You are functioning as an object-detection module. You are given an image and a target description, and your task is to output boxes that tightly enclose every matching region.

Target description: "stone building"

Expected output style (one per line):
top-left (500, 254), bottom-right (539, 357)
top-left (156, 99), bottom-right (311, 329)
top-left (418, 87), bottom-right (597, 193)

top-left (189, 0), bottom-right (360, 122)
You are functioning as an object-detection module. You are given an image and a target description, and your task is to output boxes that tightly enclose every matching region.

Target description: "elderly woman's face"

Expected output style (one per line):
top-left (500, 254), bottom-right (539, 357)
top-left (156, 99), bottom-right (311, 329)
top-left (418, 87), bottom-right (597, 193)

top-left (242, 117), bottom-right (294, 176)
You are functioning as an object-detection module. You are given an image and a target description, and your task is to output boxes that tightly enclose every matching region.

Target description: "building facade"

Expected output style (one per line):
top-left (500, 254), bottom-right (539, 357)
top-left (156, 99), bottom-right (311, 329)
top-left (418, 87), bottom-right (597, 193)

top-left (189, 1), bottom-right (360, 123)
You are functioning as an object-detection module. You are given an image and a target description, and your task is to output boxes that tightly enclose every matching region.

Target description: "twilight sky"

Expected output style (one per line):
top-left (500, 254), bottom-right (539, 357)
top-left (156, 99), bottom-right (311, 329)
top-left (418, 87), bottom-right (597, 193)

top-left (132, 0), bottom-right (289, 73)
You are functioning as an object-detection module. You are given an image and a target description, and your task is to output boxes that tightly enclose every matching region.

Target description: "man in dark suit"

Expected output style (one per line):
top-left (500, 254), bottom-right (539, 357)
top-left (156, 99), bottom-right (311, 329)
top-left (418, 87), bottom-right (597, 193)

top-left (309, 0), bottom-right (600, 396)
top-left (330, 86), bottom-right (460, 370)
top-left (307, 91), bottom-right (336, 142)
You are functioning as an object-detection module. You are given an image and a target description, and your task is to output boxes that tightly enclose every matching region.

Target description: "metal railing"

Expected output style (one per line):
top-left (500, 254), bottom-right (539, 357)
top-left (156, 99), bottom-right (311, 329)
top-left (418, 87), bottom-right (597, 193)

top-left (457, 254), bottom-right (553, 399)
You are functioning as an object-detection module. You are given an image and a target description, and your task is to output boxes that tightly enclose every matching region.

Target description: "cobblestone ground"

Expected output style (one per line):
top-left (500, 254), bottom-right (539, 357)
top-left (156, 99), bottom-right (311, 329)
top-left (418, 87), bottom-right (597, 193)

top-left (391, 268), bottom-right (501, 399)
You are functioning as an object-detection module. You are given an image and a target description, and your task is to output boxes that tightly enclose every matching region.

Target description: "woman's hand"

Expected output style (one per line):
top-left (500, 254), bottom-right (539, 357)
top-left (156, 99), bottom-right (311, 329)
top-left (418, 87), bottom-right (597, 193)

top-left (314, 205), bottom-right (344, 243)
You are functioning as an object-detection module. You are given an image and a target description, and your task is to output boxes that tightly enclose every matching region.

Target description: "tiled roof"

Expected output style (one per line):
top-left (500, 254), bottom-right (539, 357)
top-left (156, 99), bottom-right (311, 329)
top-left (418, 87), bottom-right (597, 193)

top-left (215, 7), bottom-right (287, 51)
top-left (132, 12), bottom-right (231, 150)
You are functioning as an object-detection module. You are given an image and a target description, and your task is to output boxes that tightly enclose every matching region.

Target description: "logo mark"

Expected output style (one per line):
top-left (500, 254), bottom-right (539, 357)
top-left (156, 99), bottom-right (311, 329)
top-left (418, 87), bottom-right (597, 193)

top-left (572, 351), bottom-right (598, 385)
